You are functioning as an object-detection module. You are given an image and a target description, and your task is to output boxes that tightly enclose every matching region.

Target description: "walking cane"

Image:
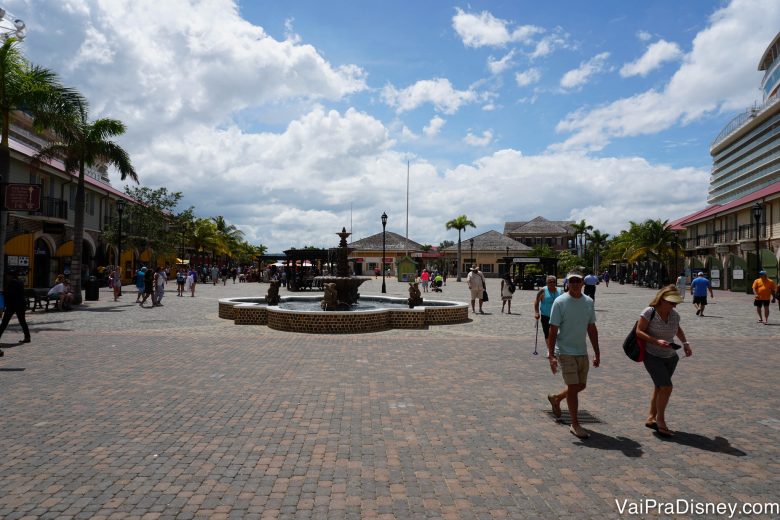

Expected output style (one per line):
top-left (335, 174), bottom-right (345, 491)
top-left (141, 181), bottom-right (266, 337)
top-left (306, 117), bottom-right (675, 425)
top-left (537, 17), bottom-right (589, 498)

top-left (533, 319), bottom-right (539, 355)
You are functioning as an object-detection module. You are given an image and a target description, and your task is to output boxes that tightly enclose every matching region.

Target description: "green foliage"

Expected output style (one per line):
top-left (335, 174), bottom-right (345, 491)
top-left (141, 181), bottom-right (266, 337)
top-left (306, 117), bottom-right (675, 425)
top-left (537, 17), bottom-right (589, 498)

top-left (445, 214), bottom-right (476, 280)
top-left (420, 244), bottom-right (433, 252)
top-left (530, 244), bottom-right (558, 258)
top-left (555, 251), bottom-right (582, 277)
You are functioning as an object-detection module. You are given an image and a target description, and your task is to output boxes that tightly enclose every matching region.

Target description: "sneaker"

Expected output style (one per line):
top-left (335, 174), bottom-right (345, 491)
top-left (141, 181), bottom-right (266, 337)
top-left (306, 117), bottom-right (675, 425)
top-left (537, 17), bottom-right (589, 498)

top-left (20, 338), bottom-right (30, 343)
top-left (547, 394), bottom-right (561, 418)
top-left (570, 425), bottom-right (590, 439)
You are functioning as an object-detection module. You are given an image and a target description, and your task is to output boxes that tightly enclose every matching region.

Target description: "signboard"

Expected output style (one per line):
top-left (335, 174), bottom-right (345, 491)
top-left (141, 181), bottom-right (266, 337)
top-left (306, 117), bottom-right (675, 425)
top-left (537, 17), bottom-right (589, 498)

top-left (7, 256), bottom-right (29, 267)
top-left (711, 279), bottom-right (720, 288)
top-left (710, 269), bottom-right (720, 279)
top-left (512, 257), bottom-right (541, 263)
top-left (4, 183), bottom-right (42, 211)
top-left (733, 269), bottom-right (744, 280)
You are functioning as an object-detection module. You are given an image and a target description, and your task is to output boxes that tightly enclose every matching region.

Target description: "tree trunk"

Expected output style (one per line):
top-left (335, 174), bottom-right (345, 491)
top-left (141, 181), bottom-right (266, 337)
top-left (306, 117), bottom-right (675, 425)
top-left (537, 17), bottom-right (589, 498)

top-left (70, 164), bottom-right (86, 304)
top-left (0, 145), bottom-right (9, 288)
top-left (456, 231), bottom-right (462, 282)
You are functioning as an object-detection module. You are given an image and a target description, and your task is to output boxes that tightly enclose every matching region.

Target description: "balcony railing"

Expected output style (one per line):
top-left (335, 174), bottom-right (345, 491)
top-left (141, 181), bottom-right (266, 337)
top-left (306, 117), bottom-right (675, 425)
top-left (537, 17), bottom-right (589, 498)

top-left (34, 197), bottom-right (68, 219)
top-left (713, 229), bottom-right (738, 244)
top-left (738, 224), bottom-right (767, 240)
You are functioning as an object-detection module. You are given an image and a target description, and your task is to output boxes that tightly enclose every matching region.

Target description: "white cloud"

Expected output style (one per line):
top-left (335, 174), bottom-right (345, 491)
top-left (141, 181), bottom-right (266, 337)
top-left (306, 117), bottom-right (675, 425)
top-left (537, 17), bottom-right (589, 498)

top-left (463, 130), bottom-right (494, 146)
top-left (401, 126), bottom-right (418, 140)
top-left (529, 28), bottom-right (571, 59)
top-left (560, 52), bottom-right (610, 89)
top-left (487, 49), bottom-right (516, 75)
top-left (25, 0), bottom-right (368, 144)
top-left (620, 40), bottom-right (683, 77)
top-left (554, 0), bottom-right (780, 152)
top-left (637, 30), bottom-right (653, 42)
top-left (381, 78), bottom-right (478, 114)
top-left (515, 68), bottom-right (542, 87)
top-left (452, 8), bottom-right (543, 48)
top-left (423, 116), bottom-right (446, 137)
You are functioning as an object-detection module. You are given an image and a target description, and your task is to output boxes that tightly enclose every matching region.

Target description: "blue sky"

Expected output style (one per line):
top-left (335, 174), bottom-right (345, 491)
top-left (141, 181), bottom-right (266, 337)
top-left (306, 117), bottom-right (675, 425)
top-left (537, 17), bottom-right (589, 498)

top-left (7, 0), bottom-right (780, 251)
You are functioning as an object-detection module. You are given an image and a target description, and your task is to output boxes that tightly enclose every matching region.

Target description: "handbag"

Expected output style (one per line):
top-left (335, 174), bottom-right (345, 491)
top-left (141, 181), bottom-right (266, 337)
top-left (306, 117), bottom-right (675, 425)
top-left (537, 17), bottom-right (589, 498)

top-left (482, 289), bottom-right (489, 302)
top-left (623, 307), bottom-right (655, 362)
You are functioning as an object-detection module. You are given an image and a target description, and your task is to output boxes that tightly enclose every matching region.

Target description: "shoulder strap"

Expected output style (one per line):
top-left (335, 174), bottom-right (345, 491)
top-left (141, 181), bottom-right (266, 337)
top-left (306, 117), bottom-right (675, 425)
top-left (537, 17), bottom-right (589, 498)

top-left (650, 307), bottom-right (656, 320)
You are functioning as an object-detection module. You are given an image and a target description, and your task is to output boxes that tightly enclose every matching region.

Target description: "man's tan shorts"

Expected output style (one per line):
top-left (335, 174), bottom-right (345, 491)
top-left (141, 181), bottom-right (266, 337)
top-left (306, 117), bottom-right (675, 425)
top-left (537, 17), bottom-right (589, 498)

top-left (469, 287), bottom-right (483, 300)
top-left (559, 354), bottom-right (589, 385)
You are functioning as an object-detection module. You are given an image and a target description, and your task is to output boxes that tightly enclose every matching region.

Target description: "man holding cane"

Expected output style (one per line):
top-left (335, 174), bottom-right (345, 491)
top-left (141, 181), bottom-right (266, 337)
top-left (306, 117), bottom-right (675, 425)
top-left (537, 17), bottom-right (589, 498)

top-left (546, 270), bottom-right (600, 439)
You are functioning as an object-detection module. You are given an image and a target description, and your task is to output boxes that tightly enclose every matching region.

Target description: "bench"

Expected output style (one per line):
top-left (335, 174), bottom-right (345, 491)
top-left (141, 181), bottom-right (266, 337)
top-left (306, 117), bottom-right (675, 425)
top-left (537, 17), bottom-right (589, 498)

top-left (25, 288), bottom-right (53, 312)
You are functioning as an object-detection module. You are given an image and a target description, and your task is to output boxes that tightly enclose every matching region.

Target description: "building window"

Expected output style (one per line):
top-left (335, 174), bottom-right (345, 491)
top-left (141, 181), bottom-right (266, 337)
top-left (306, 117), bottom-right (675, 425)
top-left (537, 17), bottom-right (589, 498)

top-left (87, 192), bottom-right (95, 216)
top-left (69, 185), bottom-right (76, 208)
top-left (480, 264), bottom-right (493, 273)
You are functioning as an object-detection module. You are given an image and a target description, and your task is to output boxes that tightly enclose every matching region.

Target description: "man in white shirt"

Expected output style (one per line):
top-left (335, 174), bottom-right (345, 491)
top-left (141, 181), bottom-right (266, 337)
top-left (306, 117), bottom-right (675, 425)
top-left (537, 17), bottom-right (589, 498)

top-left (466, 266), bottom-right (486, 314)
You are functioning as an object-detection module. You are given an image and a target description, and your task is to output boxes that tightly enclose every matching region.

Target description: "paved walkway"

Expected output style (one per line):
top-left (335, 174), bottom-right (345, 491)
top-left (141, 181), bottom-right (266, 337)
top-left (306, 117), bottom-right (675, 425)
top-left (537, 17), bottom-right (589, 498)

top-left (0, 277), bottom-right (778, 519)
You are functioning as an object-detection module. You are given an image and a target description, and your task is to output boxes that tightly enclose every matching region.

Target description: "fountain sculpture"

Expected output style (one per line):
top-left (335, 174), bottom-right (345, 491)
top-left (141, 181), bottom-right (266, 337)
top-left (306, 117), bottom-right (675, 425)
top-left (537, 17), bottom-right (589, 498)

top-left (218, 227), bottom-right (469, 333)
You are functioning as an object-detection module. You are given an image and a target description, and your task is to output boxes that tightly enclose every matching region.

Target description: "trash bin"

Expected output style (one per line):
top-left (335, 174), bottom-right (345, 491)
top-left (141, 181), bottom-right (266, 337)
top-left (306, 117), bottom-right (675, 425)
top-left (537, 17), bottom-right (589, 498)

top-left (84, 276), bottom-right (99, 301)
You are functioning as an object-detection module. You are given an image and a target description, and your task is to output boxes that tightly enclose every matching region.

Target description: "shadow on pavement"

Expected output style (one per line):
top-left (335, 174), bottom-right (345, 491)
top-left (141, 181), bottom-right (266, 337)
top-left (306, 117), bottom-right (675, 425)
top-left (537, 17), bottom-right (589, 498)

top-left (0, 367), bottom-right (26, 371)
top-left (654, 431), bottom-right (746, 456)
top-left (573, 431), bottom-right (644, 458)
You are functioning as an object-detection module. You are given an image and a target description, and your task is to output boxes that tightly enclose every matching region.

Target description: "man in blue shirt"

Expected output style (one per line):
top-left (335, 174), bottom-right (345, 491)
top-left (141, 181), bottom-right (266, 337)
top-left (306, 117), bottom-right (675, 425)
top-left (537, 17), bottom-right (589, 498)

top-left (546, 270), bottom-right (600, 439)
top-left (583, 271), bottom-right (599, 302)
top-left (690, 271), bottom-right (714, 316)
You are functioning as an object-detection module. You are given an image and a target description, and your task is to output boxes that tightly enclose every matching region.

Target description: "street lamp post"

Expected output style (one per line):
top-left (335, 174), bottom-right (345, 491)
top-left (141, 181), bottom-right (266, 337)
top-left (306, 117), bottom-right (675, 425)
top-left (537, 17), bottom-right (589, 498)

top-left (469, 238), bottom-right (474, 272)
top-left (116, 199), bottom-right (125, 295)
top-left (753, 202), bottom-right (762, 276)
top-left (381, 212), bottom-right (387, 294)
top-left (0, 9), bottom-right (26, 290)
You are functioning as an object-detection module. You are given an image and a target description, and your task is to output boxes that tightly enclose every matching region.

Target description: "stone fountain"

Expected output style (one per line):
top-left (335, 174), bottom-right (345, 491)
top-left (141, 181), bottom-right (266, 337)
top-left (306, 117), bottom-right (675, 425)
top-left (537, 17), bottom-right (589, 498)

top-left (316, 228), bottom-right (370, 310)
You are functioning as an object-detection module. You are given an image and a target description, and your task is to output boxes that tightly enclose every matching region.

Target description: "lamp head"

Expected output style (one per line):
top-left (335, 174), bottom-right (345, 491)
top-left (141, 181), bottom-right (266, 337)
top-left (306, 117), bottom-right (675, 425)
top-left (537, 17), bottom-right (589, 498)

top-left (116, 199), bottom-right (126, 214)
top-left (753, 202), bottom-right (762, 221)
top-left (381, 212), bottom-right (387, 227)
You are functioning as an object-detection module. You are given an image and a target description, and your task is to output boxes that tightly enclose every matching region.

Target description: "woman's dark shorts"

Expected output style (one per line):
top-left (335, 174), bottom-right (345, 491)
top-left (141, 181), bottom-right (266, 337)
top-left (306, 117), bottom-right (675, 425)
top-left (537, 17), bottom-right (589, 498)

top-left (541, 315), bottom-right (551, 339)
top-left (643, 352), bottom-right (679, 387)
top-left (754, 299), bottom-right (770, 308)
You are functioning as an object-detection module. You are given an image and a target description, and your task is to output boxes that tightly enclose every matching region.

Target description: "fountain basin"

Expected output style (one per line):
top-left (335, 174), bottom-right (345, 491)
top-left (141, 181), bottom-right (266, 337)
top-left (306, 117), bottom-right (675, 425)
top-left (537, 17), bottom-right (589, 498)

top-left (218, 295), bottom-right (468, 334)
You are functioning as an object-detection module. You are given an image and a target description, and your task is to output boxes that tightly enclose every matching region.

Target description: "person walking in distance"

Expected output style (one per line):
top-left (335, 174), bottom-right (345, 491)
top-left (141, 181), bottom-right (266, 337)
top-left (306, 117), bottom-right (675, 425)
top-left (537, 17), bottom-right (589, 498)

top-left (690, 272), bottom-right (713, 316)
top-left (0, 271), bottom-right (31, 352)
top-left (752, 270), bottom-right (777, 324)
top-left (675, 272), bottom-right (687, 302)
top-left (534, 276), bottom-right (563, 340)
top-left (500, 273), bottom-right (514, 314)
top-left (546, 270), bottom-right (600, 439)
top-left (467, 265), bottom-right (486, 314)
top-left (583, 271), bottom-right (599, 302)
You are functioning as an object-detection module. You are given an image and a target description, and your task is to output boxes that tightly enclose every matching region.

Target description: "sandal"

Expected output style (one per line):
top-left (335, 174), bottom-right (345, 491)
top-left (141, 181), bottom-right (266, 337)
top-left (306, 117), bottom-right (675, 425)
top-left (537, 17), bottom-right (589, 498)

top-left (656, 427), bottom-right (674, 438)
top-left (645, 422), bottom-right (658, 431)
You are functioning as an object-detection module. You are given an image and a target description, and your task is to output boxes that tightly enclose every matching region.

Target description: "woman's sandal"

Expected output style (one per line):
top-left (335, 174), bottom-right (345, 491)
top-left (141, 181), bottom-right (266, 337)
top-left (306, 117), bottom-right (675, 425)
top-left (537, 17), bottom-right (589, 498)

top-left (645, 422), bottom-right (658, 431)
top-left (656, 427), bottom-right (674, 438)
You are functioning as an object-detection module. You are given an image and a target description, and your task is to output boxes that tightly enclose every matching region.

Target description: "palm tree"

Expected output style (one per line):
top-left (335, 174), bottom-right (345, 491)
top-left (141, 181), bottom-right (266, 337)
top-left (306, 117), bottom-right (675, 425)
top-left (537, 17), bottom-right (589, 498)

top-left (445, 215), bottom-right (476, 282)
top-left (188, 218), bottom-right (219, 263)
top-left (212, 215), bottom-right (244, 264)
top-left (625, 219), bottom-right (681, 279)
top-left (570, 219), bottom-right (593, 259)
top-left (589, 229), bottom-right (610, 272)
top-left (0, 37), bottom-right (81, 281)
top-left (36, 99), bottom-right (137, 303)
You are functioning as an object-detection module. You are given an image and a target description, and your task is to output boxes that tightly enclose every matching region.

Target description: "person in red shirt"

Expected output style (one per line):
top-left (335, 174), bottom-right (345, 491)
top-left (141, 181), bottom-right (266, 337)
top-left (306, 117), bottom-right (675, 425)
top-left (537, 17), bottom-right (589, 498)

top-left (752, 270), bottom-right (777, 324)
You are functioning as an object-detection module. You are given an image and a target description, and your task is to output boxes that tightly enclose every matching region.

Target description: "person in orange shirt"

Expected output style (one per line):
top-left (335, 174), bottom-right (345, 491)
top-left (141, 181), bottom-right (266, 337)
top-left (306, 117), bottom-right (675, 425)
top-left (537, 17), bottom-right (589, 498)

top-left (752, 270), bottom-right (777, 325)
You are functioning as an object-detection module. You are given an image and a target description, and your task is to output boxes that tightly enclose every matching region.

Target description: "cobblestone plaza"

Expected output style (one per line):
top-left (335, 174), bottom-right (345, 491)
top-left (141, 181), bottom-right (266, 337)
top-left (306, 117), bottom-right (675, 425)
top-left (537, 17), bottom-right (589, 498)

top-left (1, 278), bottom-right (777, 519)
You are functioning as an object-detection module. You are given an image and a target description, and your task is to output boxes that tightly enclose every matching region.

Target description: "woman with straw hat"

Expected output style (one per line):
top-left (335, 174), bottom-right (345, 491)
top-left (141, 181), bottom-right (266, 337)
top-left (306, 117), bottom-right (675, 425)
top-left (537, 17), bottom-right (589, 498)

top-left (635, 285), bottom-right (692, 438)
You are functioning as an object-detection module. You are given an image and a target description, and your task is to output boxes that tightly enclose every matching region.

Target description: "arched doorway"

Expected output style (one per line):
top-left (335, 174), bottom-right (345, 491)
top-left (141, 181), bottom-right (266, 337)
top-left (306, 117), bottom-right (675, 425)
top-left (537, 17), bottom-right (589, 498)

top-left (33, 238), bottom-right (51, 288)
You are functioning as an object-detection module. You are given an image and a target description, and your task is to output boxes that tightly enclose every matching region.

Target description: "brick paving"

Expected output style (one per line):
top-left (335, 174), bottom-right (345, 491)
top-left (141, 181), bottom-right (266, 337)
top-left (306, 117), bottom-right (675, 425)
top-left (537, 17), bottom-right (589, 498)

top-left (0, 277), bottom-right (778, 519)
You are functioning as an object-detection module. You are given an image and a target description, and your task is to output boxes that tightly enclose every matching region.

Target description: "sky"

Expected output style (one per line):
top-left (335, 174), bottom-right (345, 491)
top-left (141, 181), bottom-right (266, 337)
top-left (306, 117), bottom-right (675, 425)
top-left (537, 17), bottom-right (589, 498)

top-left (6, 0), bottom-right (780, 252)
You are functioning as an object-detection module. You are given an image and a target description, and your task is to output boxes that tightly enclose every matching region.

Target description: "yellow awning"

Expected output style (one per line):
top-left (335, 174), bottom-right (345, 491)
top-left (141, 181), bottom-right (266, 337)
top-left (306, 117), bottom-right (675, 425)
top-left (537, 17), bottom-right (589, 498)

top-left (55, 240), bottom-right (74, 257)
top-left (176, 258), bottom-right (190, 264)
top-left (5, 234), bottom-right (33, 256)
top-left (140, 249), bottom-right (152, 261)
